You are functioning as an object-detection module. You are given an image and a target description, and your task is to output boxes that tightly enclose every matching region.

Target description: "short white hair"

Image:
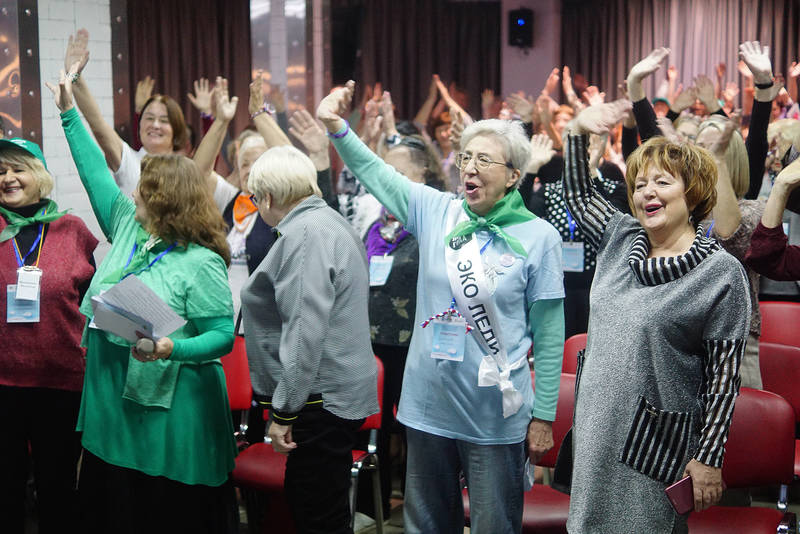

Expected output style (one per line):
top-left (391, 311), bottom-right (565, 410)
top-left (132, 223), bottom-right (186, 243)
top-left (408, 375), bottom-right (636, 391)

top-left (459, 119), bottom-right (530, 174)
top-left (237, 135), bottom-right (268, 168)
top-left (248, 145), bottom-right (322, 206)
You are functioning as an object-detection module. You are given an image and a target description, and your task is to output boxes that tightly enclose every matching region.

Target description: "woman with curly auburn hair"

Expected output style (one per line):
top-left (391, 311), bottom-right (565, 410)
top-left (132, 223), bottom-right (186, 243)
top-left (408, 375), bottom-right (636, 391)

top-left (49, 66), bottom-right (238, 533)
top-left (563, 102), bottom-right (750, 534)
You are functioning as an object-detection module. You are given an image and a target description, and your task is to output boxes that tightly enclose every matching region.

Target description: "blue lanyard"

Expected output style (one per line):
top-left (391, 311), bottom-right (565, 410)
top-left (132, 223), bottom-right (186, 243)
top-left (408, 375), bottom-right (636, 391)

top-left (565, 209), bottom-right (576, 242)
top-left (705, 221), bottom-right (715, 238)
top-left (12, 224), bottom-right (43, 267)
top-left (120, 241), bottom-right (177, 281)
top-left (479, 235), bottom-right (494, 255)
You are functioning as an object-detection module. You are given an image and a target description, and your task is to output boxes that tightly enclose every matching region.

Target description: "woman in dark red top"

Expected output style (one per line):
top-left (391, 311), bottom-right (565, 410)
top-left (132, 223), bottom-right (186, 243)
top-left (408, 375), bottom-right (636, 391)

top-left (746, 157), bottom-right (800, 280)
top-left (0, 138), bottom-right (98, 533)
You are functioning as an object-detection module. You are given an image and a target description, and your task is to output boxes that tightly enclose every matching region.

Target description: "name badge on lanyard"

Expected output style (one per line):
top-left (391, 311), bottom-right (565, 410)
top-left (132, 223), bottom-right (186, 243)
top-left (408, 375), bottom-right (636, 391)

top-left (562, 209), bottom-right (585, 272)
top-left (7, 221), bottom-right (44, 322)
top-left (369, 255), bottom-right (394, 286)
top-left (431, 316), bottom-right (466, 361)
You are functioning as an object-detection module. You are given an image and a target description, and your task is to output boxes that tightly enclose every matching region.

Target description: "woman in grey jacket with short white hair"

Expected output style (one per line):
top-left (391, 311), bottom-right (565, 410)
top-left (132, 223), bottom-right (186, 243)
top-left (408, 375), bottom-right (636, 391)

top-left (240, 144), bottom-right (378, 534)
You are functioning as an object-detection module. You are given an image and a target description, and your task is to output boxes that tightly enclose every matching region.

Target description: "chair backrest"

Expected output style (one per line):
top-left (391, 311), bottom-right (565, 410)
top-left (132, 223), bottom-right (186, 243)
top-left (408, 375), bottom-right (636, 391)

top-left (531, 371), bottom-right (576, 468)
top-left (360, 356), bottom-right (384, 431)
top-left (221, 336), bottom-right (253, 412)
top-left (759, 342), bottom-right (800, 423)
top-left (562, 333), bottom-right (587, 374)
top-left (720, 387), bottom-right (795, 488)
top-left (759, 301), bottom-right (800, 347)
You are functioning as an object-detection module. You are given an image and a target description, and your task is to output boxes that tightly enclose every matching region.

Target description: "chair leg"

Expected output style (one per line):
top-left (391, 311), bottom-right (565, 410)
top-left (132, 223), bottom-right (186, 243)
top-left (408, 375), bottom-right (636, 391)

top-left (350, 464), bottom-right (361, 531)
top-left (370, 461), bottom-right (385, 534)
top-left (778, 483), bottom-right (788, 512)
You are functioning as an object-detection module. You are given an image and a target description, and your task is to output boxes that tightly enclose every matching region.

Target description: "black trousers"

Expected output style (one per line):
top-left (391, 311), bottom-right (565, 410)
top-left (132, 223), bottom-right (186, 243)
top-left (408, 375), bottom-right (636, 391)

top-left (0, 385), bottom-right (82, 534)
top-left (284, 408), bottom-right (363, 534)
top-left (78, 450), bottom-right (239, 534)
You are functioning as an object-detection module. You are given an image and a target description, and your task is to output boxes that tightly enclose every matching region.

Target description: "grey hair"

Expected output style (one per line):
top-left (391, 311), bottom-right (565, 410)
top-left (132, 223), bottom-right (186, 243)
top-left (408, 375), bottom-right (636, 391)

top-left (459, 119), bottom-right (530, 183)
top-left (248, 145), bottom-right (322, 206)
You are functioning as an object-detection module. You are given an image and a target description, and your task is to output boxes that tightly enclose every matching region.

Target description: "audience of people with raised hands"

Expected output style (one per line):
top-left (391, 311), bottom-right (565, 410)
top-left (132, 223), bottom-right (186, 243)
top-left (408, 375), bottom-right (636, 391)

top-left (10, 24), bottom-right (800, 533)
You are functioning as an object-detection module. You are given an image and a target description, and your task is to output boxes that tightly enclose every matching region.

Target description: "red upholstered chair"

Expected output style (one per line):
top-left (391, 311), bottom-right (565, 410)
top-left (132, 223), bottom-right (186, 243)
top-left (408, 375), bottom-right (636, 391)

top-left (759, 342), bottom-right (800, 481)
top-left (220, 335), bottom-right (252, 448)
top-left (464, 372), bottom-right (574, 534)
top-left (562, 333), bottom-right (587, 374)
top-left (759, 301), bottom-right (800, 348)
top-left (231, 357), bottom-right (385, 534)
top-left (687, 388), bottom-right (797, 534)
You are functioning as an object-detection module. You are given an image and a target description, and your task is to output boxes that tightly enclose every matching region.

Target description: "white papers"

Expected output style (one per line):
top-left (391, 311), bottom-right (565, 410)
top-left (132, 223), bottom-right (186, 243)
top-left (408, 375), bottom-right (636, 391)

top-left (90, 275), bottom-right (186, 342)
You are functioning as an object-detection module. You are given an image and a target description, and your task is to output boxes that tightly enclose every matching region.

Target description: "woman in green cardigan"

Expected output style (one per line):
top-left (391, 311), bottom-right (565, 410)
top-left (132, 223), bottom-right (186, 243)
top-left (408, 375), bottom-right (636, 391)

top-left (50, 66), bottom-right (238, 533)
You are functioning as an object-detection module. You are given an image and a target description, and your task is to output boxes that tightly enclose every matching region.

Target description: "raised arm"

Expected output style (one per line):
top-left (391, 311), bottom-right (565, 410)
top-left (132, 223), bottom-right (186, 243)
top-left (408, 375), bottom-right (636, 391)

top-left (65, 29), bottom-right (125, 171)
top-left (627, 48), bottom-right (670, 142)
top-left (49, 64), bottom-right (121, 238)
top-left (317, 81), bottom-right (412, 224)
top-left (708, 119), bottom-right (743, 240)
top-left (249, 72), bottom-right (291, 148)
top-left (562, 101), bottom-right (631, 247)
top-left (193, 77), bottom-right (239, 183)
top-left (414, 75), bottom-right (440, 127)
top-left (288, 108), bottom-right (338, 211)
top-left (746, 158), bottom-right (800, 279)
top-left (740, 41), bottom-right (780, 199)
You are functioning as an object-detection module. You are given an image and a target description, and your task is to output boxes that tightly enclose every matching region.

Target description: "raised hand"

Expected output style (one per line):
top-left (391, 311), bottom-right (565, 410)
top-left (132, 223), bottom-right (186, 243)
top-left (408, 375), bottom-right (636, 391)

top-left (449, 109), bottom-right (466, 151)
top-left (289, 108), bottom-right (328, 153)
top-left (571, 100), bottom-right (632, 136)
top-left (694, 75), bottom-right (719, 111)
top-left (627, 47), bottom-right (670, 101)
top-left (588, 132), bottom-right (608, 172)
top-left (628, 47), bottom-right (670, 83)
top-left (536, 93), bottom-right (555, 126)
top-left (582, 86), bottom-right (606, 106)
top-left (269, 85), bottom-right (286, 113)
top-left (249, 71), bottom-right (266, 116)
top-left (317, 80), bottom-right (354, 132)
top-left (618, 82), bottom-right (636, 128)
top-left (506, 91), bottom-right (534, 123)
top-left (481, 89), bottom-right (496, 119)
top-left (667, 65), bottom-right (678, 82)
top-left (527, 134), bottom-right (556, 175)
top-left (708, 114), bottom-right (741, 159)
top-left (214, 77), bottom-right (238, 122)
top-left (737, 60), bottom-right (754, 80)
top-left (716, 62), bottom-right (727, 80)
top-left (46, 62), bottom-right (82, 113)
top-left (134, 76), bottom-right (155, 114)
top-left (64, 29), bottom-right (90, 75)
top-left (188, 77), bottom-right (214, 115)
top-left (377, 90), bottom-right (397, 137)
top-left (739, 41), bottom-right (773, 85)
top-left (542, 68), bottom-right (560, 96)
top-left (672, 85), bottom-right (697, 113)
top-left (722, 82), bottom-right (740, 103)
top-left (361, 100), bottom-right (382, 147)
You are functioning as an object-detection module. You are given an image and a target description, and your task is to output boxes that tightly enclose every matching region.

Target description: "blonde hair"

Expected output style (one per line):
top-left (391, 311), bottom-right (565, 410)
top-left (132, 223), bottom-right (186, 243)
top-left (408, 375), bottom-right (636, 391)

top-left (247, 145), bottom-right (322, 206)
top-left (0, 147), bottom-right (53, 199)
top-left (138, 154), bottom-right (231, 265)
top-left (626, 137), bottom-right (718, 223)
top-left (697, 116), bottom-right (749, 198)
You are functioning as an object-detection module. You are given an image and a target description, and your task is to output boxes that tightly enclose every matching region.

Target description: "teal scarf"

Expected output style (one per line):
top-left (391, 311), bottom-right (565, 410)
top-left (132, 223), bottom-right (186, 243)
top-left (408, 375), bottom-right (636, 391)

top-left (0, 200), bottom-right (69, 242)
top-left (444, 190), bottom-right (536, 257)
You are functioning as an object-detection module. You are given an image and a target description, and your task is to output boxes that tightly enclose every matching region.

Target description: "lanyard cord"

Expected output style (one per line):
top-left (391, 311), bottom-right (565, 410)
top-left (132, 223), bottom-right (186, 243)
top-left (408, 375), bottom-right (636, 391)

top-left (565, 208), bottom-right (576, 242)
top-left (120, 241), bottom-right (177, 281)
top-left (11, 206), bottom-right (47, 268)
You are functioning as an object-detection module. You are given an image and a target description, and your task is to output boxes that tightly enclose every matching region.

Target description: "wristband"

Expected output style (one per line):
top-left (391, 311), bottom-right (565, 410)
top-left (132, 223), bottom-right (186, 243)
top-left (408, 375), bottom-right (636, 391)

top-left (327, 120), bottom-right (350, 139)
top-left (250, 104), bottom-right (274, 120)
top-left (200, 111), bottom-right (214, 120)
top-left (755, 81), bottom-right (774, 89)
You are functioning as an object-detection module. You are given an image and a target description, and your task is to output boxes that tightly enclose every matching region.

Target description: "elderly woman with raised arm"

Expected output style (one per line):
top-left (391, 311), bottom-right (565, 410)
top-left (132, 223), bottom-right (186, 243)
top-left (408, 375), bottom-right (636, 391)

top-left (318, 81), bottom-right (565, 534)
top-left (562, 101), bottom-right (751, 534)
top-left (50, 65), bottom-right (238, 534)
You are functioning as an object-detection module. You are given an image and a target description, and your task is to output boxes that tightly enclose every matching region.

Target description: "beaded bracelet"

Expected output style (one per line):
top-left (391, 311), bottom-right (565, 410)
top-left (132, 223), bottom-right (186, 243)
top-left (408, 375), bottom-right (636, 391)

top-left (327, 120), bottom-right (350, 139)
top-left (68, 72), bottom-right (80, 83)
top-left (250, 105), bottom-right (272, 119)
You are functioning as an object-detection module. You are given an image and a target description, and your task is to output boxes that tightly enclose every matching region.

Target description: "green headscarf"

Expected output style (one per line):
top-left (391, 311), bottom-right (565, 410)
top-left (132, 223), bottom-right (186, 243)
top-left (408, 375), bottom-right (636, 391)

top-left (444, 190), bottom-right (536, 257)
top-left (0, 200), bottom-right (68, 242)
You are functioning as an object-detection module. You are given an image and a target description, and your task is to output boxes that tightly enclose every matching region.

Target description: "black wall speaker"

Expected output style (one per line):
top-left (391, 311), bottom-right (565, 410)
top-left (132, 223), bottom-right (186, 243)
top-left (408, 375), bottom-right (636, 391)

top-left (509, 8), bottom-right (533, 48)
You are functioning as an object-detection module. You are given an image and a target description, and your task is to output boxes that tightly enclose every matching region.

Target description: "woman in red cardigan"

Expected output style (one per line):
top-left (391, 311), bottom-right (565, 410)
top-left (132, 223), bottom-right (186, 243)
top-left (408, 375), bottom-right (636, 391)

top-left (0, 138), bottom-right (98, 533)
top-left (746, 157), bottom-right (800, 279)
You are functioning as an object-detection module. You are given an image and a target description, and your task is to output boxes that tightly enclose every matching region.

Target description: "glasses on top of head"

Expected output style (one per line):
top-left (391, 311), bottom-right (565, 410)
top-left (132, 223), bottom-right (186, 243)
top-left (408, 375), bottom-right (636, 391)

top-left (455, 152), bottom-right (513, 172)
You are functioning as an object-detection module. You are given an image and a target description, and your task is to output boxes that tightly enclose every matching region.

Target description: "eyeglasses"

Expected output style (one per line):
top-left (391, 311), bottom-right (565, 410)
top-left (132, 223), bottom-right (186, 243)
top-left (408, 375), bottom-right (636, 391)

top-left (249, 194), bottom-right (258, 206)
top-left (455, 152), bottom-right (513, 172)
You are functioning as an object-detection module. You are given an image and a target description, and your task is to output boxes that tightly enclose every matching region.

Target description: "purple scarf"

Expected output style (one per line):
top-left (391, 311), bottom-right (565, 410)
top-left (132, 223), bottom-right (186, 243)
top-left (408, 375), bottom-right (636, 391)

top-left (365, 219), bottom-right (409, 260)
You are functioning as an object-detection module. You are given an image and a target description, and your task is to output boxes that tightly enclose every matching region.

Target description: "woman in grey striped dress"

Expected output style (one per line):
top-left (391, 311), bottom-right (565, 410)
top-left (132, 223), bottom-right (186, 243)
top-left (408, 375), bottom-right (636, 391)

top-left (561, 102), bottom-right (751, 533)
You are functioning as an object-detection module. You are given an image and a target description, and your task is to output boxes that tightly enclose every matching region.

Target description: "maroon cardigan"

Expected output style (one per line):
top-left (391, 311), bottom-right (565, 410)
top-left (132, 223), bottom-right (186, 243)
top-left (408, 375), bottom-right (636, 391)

top-left (745, 222), bottom-right (800, 281)
top-left (0, 214), bottom-right (98, 391)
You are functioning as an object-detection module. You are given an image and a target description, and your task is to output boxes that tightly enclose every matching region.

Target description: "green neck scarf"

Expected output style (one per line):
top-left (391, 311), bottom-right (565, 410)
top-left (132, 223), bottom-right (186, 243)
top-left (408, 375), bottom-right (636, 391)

top-left (444, 190), bottom-right (536, 257)
top-left (0, 200), bottom-right (68, 242)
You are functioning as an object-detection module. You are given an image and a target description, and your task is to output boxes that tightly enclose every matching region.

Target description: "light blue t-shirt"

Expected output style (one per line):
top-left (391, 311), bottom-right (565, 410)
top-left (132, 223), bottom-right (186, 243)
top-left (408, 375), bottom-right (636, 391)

top-left (399, 182), bottom-right (564, 444)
